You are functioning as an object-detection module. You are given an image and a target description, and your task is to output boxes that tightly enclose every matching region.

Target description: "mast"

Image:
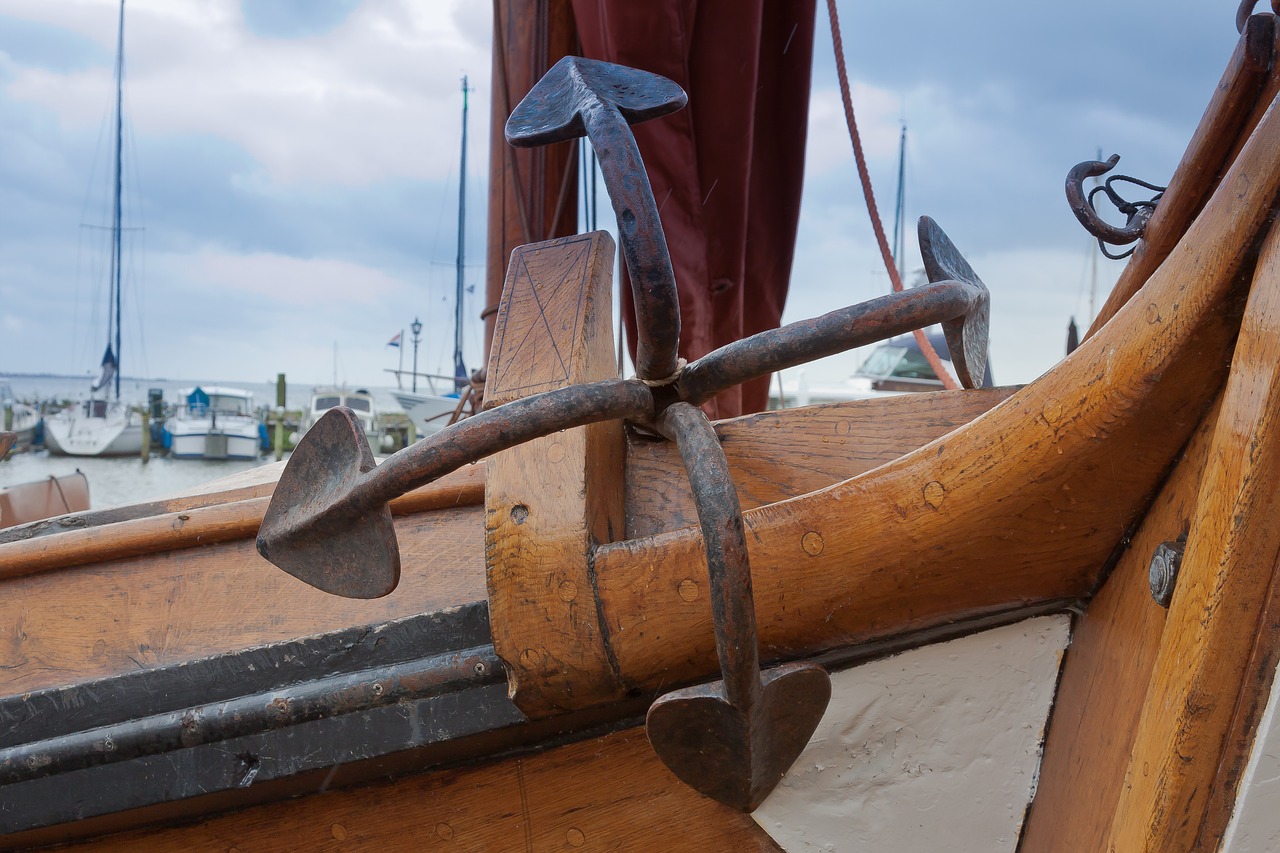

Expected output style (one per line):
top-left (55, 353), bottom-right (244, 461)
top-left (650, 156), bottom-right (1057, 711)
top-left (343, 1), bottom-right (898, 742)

top-left (110, 0), bottom-right (125, 399)
top-left (891, 122), bottom-right (907, 282)
top-left (454, 76), bottom-right (469, 388)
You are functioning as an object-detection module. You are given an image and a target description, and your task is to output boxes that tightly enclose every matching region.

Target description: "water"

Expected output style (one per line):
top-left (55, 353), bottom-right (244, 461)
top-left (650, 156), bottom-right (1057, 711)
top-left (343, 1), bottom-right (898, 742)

top-left (1, 373), bottom-right (410, 509)
top-left (0, 451), bottom-right (270, 509)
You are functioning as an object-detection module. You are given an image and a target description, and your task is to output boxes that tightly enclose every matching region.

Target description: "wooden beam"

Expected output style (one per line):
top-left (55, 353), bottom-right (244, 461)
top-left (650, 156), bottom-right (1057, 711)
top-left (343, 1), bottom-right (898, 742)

top-left (1020, 393), bottom-right (1221, 852)
top-left (0, 506), bottom-right (486, 696)
top-left (0, 464), bottom-right (485, 578)
top-left (625, 387), bottom-right (1016, 538)
top-left (589, 92), bottom-right (1280, 697)
top-left (1108, 213), bottom-right (1280, 851)
top-left (484, 232), bottom-right (628, 716)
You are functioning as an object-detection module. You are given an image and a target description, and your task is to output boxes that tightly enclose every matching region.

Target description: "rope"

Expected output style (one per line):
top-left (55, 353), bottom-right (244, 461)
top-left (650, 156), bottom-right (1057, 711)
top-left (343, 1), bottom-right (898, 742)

top-left (825, 0), bottom-right (960, 390)
top-left (48, 475), bottom-right (72, 513)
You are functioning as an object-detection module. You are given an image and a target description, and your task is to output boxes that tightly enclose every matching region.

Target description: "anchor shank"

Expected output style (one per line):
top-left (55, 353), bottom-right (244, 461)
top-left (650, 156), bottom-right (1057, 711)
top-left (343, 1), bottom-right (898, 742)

top-left (581, 105), bottom-right (681, 381)
top-left (658, 402), bottom-right (761, 713)
top-left (347, 378), bottom-right (654, 515)
top-left (678, 280), bottom-right (983, 405)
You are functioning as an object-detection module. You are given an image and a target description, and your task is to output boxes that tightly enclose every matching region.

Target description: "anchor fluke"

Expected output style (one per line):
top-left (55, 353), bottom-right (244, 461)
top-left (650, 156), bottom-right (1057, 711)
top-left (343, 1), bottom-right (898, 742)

top-left (919, 215), bottom-right (991, 389)
top-left (505, 56), bottom-right (687, 147)
top-left (256, 407), bottom-right (399, 599)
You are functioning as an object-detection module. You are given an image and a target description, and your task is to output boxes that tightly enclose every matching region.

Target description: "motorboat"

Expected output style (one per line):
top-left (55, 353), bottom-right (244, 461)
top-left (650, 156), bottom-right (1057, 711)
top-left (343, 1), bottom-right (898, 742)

top-left (165, 386), bottom-right (264, 461)
top-left (299, 387), bottom-right (394, 452)
top-left (778, 328), bottom-right (996, 406)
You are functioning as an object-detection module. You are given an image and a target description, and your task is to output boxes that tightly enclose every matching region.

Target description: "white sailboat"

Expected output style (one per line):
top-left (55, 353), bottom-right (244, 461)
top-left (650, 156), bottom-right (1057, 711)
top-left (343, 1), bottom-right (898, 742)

top-left (44, 0), bottom-right (143, 458)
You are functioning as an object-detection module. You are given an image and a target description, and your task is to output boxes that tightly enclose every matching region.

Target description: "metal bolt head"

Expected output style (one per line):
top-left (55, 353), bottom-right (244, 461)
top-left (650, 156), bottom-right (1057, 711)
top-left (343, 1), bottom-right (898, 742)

top-left (1149, 539), bottom-right (1185, 608)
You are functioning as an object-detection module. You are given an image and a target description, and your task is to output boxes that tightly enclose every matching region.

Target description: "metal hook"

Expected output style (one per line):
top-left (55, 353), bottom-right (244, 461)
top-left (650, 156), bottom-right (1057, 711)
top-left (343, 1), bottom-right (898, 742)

top-left (1066, 154), bottom-right (1165, 256)
top-left (1237, 0), bottom-right (1280, 33)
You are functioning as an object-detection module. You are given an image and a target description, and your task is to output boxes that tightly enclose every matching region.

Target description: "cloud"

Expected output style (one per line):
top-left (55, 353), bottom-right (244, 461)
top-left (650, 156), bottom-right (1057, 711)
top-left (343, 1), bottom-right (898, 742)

top-left (0, 0), bottom-right (1251, 397)
top-left (171, 245), bottom-right (411, 304)
top-left (2, 0), bottom-right (493, 186)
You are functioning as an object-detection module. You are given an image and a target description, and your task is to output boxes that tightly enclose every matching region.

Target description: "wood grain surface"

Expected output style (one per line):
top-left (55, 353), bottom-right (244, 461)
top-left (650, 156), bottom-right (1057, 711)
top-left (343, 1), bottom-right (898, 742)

top-left (589, 89), bottom-right (1280, 697)
top-left (0, 505), bottom-right (485, 695)
top-left (1020, 394), bottom-right (1221, 852)
top-left (625, 387), bottom-right (1016, 538)
top-left (77, 727), bottom-right (783, 852)
top-left (1108, 212), bottom-right (1280, 851)
top-left (484, 232), bottom-right (628, 716)
top-left (0, 463), bottom-right (484, 577)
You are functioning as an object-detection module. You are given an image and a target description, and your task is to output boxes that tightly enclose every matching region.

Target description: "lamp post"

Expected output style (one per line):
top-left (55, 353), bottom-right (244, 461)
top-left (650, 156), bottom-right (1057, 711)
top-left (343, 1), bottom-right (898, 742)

top-left (411, 317), bottom-right (423, 393)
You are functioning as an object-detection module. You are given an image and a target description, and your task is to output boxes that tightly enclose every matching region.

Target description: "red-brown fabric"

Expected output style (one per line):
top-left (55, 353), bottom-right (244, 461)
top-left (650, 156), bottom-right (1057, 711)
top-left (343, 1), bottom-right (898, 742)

top-left (571, 0), bottom-right (816, 417)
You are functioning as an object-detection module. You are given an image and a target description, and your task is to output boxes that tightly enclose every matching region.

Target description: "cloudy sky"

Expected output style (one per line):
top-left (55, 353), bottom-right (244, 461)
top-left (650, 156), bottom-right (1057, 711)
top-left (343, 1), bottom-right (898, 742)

top-left (0, 0), bottom-right (1250, 392)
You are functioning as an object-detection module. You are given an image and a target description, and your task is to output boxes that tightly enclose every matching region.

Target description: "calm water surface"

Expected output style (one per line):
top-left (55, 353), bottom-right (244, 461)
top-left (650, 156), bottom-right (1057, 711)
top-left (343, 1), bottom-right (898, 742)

top-left (0, 451), bottom-right (274, 509)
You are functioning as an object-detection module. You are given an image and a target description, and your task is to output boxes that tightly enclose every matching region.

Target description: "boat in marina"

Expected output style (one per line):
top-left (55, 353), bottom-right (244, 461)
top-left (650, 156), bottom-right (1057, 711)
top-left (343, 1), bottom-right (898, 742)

top-left (779, 327), bottom-right (996, 406)
top-left (42, 397), bottom-right (142, 458)
top-left (7, 5), bottom-right (1280, 851)
top-left (299, 386), bottom-right (394, 452)
top-left (0, 383), bottom-right (39, 456)
top-left (164, 386), bottom-right (264, 461)
top-left (42, 0), bottom-right (142, 460)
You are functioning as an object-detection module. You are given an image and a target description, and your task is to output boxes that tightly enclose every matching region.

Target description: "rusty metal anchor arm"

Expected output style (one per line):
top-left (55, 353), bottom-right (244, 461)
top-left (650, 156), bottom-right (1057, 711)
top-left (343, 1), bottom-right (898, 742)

top-left (506, 56), bottom-right (686, 381)
top-left (645, 402), bottom-right (831, 812)
top-left (656, 403), bottom-right (760, 711)
top-left (351, 379), bottom-right (654, 512)
top-left (678, 280), bottom-right (986, 405)
top-left (257, 379), bottom-right (653, 599)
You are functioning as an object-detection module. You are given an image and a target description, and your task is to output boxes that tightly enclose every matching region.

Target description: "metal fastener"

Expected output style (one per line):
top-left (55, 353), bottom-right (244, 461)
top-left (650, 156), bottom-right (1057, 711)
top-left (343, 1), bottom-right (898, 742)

top-left (1149, 539), bottom-right (1186, 608)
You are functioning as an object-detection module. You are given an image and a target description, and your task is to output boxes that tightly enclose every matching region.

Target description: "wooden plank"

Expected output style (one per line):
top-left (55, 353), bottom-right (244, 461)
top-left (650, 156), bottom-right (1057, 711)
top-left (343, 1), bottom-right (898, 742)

top-left (484, 232), bottom-right (627, 716)
top-left (1107, 215), bottom-right (1280, 850)
top-left (0, 505), bottom-right (485, 695)
top-left (1085, 13), bottom-right (1274, 338)
top-left (625, 387), bottom-right (1017, 537)
top-left (77, 728), bottom-right (782, 852)
top-left (1020, 393), bottom-right (1221, 852)
top-left (589, 93), bottom-right (1280, 698)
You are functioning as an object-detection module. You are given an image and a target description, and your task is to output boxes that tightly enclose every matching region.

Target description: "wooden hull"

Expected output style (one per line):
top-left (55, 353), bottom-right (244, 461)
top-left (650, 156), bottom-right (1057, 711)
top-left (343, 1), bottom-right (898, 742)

top-left (0, 472), bottom-right (89, 530)
top-left (8, 14), bottom-right (1280, 853)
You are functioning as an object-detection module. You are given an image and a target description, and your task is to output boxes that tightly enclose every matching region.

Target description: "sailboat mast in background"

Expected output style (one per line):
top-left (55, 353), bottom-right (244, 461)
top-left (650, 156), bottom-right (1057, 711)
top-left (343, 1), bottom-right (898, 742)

top-left (891, 122), bottom-right (907, 282)
top-left (110, 0), bottom-right (125, 399)
top-left (454, 75), bottom-right (469, 387)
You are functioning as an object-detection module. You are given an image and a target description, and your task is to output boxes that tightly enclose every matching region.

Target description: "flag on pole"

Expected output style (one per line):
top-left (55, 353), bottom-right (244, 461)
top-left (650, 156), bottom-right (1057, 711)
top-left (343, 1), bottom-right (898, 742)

top-left (386, 332), bottom-right (402, 348)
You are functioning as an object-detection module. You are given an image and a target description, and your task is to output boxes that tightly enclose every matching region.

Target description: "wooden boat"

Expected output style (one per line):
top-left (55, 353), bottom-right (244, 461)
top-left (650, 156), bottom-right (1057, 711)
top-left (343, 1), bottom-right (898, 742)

top-left (7, 8), bottom-right (1280, 852)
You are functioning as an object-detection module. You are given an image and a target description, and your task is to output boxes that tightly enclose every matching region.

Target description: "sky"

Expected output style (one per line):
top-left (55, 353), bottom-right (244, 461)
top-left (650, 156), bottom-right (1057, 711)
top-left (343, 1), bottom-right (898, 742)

top-left (0, 0), bottom-right (1251, 392)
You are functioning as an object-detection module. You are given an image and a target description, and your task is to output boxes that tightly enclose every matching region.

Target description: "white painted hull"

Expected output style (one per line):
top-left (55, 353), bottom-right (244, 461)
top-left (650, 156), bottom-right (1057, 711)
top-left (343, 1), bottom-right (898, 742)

top-left (396, 393), bottom-right (459, 436)
top-left (167, 419), bottom-right (260, 460)
top-left (754, 616), bottom-right (1070, 851)
top-left (43, 407), bottom-right (143, 457)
